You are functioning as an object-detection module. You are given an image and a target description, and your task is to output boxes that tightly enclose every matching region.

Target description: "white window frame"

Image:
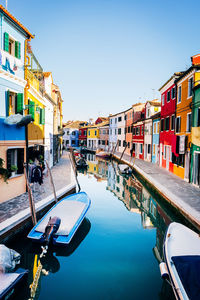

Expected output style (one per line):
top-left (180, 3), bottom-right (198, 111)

top-left (140, 143), bottom-right (143, 154)
top-left (178, 86), bottom-right (182, 104)
top-left (162, 94), bottom-right (165, 106)
top-left (186, 112), bottom-right (192, 133)
top-left (188, 76), bottom-right (193, 98)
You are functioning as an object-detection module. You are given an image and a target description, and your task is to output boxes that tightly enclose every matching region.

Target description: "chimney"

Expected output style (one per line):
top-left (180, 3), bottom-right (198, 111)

top-left (191, 54), bottom-right (200, 66)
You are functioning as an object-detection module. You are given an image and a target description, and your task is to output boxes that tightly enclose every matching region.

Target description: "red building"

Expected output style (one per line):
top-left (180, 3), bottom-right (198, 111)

top-left (132, 105), bottom-right (145, 159)
top-left (159, 73), bottom-right (183, 172)
top-left (95, 117), bottom-right (108, 125)
top-left (79, 127), bottom-right (88, 146)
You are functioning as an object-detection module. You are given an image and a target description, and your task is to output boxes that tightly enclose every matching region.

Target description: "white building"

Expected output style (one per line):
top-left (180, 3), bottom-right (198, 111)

top-left (44, 93), bottom-right (54, 168)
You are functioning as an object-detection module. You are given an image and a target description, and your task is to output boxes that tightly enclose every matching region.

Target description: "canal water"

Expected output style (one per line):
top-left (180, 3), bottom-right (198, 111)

top-left (7, 154), bottom-right (187, 300)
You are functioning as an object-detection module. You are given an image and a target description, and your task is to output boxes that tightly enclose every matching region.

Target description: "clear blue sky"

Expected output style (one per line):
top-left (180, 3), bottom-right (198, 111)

top-left (5, 0), bottom-right (200, 122)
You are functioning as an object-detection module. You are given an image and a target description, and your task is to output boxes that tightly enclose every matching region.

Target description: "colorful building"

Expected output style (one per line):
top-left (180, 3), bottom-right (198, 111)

top-left (190, 54), bottom-right (200, 186)
top-left (175, 59), bottom-right (200, 180)
top-left (109, 113), bottom-right (118, 151)
top-left (125, 106), bottom-right (134, 155)
top-left (159, 73), bottom-right (182, 173)
top-left (132, 104), bottom-right (145, 159)
top-left (115, 109), bottom-right (128, 153)
top-left (87, 125), bottom-right (99, 150)
top-left (98, 122), bottom-right (109, 151)
top-left (144, 100), bottom-right (161, 162)
top-left (79, 126), bottom-right (88, 147)
top-left (152, 112), bottom-right (160, 164)
top-left (0, 5), bottom-right (33, 202)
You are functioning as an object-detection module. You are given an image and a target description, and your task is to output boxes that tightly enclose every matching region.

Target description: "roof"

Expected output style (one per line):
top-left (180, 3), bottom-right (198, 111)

top-left (0, 5), bottom-right (34, 38)
top-left (43, 72), bottom-right (52, 77)
top-left (175, 65), bottom-right (200, 84)
top-left (109, 107), bottom-right (132, 117)
top-left (63, 120), bottom-right (88, 129)
top-left (159, 72), bottom-right (184, 91)
top-left (146, 100), bottom-right (161, 107)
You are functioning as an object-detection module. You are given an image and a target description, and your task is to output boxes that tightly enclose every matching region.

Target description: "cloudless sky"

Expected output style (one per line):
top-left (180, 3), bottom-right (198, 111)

top-left (4, 0), bottom-right (200, 122)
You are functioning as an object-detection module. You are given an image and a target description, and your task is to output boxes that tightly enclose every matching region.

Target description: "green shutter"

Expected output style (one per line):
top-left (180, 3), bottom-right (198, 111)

top-left (41, 108), bottom-right (45, 125)
top-left (16, 93), bottom-right (23, 114)
top-left (5, 90), bottom-right (10, 116)
top-left (39, 108), bottom-right (42, 124)
top-left (4, 32), bottom-right (9, 52)
top-left (18, 42), bottom-right (21, 59)
top-left (15, 41), bottom-right (18, 58)
top-left (29, 100), bottom-right (35, 120)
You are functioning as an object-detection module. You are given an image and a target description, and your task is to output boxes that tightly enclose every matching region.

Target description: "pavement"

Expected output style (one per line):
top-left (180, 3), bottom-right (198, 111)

top-left (113, 151), bottom-right (200, 231)
top-left (0, 151), bottom-right (76, 240)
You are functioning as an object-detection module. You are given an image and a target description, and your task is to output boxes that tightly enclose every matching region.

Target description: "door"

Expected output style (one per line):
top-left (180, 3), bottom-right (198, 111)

top-left (184, 151), bottom-right (190, 181)
top-left (160, 144), bottom-right (162, 166)
top-left (192, 152), bottom-right (200, 186)
top-left (166, 146), bottom-right (170, 171)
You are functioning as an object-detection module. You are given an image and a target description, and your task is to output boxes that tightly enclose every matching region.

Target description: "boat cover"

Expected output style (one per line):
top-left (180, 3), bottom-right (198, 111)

top-left (0, 273), bottom-right (19, 295)
top-left (35, 200), bottom-right (87, 236)
top-left (172, 255), bottom-right (200, 300)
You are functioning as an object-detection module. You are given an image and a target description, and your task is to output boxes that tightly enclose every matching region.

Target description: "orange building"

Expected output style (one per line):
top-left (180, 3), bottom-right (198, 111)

top-left (174, 58), bottom-right (200, 180)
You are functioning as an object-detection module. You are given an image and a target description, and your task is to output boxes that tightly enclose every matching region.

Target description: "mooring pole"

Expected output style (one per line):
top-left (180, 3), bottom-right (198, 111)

top-left (24, 164), bottom-right (37, 226)
top-left (45, 160), bottom-right (57, 203)
top-left (69, 152), bottom-right (81, 193)
top-left (119, 143), bottom-right (127, 162)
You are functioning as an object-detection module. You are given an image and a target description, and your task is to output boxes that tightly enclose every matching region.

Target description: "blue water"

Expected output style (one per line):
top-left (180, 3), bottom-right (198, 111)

top-left (8, 158), bottom-right (180, 300)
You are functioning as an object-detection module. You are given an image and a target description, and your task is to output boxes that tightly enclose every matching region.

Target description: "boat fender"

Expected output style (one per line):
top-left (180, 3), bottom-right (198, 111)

top-left (43, 216), bottom-right (61, 244)
top-left (159, 262), bottom-right (169, 280)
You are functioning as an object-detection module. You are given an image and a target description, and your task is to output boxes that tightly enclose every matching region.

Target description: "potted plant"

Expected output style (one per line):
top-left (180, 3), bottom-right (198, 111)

top-left (11, 165), bottom-right (18, 177)
top-left (0, 158), bottom-right (10, 183)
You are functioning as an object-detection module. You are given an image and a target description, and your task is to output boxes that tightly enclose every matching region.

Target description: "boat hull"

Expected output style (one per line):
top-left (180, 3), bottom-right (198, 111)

top-left (163, 222), bottom-right (200, 300)
top-left (28, 192), bottom-right (91, 245)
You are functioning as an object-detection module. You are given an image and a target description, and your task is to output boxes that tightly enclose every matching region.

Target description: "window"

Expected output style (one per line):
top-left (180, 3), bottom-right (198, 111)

top-left (89, 130), bottom-right (90, 136)
top-left (153, 122), bottom-right (156, 134)
top-left (157, 121), bottom-right (160, 133)
top-left (6, 91), bottom-right (23, 116)
top-left (71, 140), bottom-right (75, 145)
top-left (133, 127), bottom-right (136, 135)
top-left (128, 142), bottom-right (130, 148)
top-left (187, 113), bottom-right (192, 132)
top-left (162, 94), bottom-right (165, 106)
top-left (153, 144), bottom-right (155, 155)
top-left (164, 145), bottom-right (166, 159)
top-left (165, 117), bottom-right (170, 131)
top-left (161, 119), bottom-right (164, 131)
top-left (147, 108), bottom-right (150, 118)
top-left (141, 126), bottom-right (144, 135)
top-left (176, 116), bottom-right (181, 133)
top-left (115, 129), bottom-right (117, 135)
top-left (140, 144), bottom-right (143, 154)
top-left (118, 140), bottom-right (121, 146)
top-left (72, 131), bottom-right (76, 136)
top-left (128, 126), bottom-right (130, 133)
top-left (178, 86), bottom-right (182, 103)
top-left (188, 77), bottom-right (193, 98)
top-left (110, 119), bottom-right (112, 124)
top-left (123, 140), bottom-right (126, 147)
top-left (84, 130), bottom-right (87, 135)
top-left (118, 128), bottom-right (121, 135)
top-left (115, 118), bottom-right (117, 124)
top-left (171, 115), bottom-right (175, 130)
top-left (95, 131), bottom-right (97, 136)
top-left (4, 32), bottom-right (21, 58)
top-left (118, 116), bottom-right (122, 122)
top-left (197, 108), bottom-right (200, 127)
top-left (171, 87), bottom-right (175, 99)
top-left (39, 108), bottom-right (45, 125)
top-left (136, 127), bottom-right (139, 135)
top-left (167, 90), bottom-right (170, 102)
top-left (132, 143), bottom-right (135, 151)
top-left (7, 148), bottom-right (24, 176)
top-left (148, 144), bottom-right (151, 154)
top-left (124, 115), bottom-right (127, 120)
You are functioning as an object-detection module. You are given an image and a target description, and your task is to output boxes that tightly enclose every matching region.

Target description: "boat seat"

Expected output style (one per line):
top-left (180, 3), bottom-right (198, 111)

top-left (35, 200), bottom-right (87, 236)
top-left (172, 255), bottom-right (200, 300)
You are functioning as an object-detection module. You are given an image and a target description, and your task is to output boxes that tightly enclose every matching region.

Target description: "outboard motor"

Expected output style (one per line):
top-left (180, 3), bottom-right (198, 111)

top-left (43, 216), bottom-right (61, 245)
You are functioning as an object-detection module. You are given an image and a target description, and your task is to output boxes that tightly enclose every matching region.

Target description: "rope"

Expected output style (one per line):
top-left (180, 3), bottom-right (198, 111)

top-left (29, 246), bottom-right (49, 300)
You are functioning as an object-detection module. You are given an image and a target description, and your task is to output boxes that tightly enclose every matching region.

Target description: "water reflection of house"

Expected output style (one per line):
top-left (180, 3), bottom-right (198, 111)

top-left (87, 153), bottom-right (98, 174)
top-left (96, 159), bottom-right (109, 180)
top-left (141, 187), bottom-right (156, 229)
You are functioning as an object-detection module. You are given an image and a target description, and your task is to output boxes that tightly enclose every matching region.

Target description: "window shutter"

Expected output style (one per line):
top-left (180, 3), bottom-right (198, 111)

top-left (7, 149), bottom-right (12, 171)
top-left (17, 93), bottom-right (23, 114)
top-left (4, 32), bottom-right (9, 52)
top-left (29, 100), bottom-right (35, 120)
top-left (5, 91), bottom-right (10, 117)
top-left (41, 108), bottom-right (45, 124)
top-left (18, 42), bottom-right (21, 59)
top-left (17, 148), bottom-right (24, 174)
top-left (15, 41), bottom-right (18, 58)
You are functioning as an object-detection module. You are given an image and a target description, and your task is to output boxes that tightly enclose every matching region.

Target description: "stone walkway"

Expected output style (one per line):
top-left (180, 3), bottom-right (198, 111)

top-left (114, 151), bottom-right (200, 231)
top-left (0, 151), bottom-right (76, 232)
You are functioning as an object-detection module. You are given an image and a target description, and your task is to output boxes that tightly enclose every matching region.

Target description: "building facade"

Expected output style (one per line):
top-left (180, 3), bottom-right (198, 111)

top-left (152, 113), bottom-right (160, 164)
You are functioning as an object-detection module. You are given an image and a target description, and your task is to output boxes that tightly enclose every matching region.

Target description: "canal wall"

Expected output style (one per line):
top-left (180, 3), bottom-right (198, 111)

top-left (0, 152), bottom-right (76, 243)
top-left (113, 152), bottom-right (200, 232)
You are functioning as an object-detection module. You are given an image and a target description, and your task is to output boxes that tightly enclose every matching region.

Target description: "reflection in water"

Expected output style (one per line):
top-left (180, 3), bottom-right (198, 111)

top-left (7, 218), bottom-right (91, 300)
top-left (79, 157), bottom-right (183, 300)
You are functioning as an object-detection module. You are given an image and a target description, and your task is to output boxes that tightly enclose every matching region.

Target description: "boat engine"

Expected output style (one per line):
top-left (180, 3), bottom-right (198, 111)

top-left (43, 216), bottom-right (61, 244)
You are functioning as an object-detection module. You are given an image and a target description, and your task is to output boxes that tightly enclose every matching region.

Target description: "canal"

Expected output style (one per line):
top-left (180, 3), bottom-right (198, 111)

top-left (7, 154), bottom-right (188, 300)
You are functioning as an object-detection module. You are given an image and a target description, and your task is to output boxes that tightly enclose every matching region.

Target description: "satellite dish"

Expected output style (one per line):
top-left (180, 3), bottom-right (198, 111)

top-left (4, 114), bottom-right (23, 125)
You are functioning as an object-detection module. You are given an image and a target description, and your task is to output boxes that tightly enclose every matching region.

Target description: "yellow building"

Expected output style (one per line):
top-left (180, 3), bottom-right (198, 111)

top-left (87, 125), bottom-right (100, 150)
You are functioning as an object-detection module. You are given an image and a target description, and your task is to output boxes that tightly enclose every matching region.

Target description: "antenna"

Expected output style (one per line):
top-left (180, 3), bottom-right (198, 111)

top-left (6, 0), bottom-right (7, 9)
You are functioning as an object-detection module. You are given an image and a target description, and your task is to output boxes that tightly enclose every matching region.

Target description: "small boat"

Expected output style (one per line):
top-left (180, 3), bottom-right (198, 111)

top-left (28, 192), bottom-right (91, 245)
top-left (76, 157), bottom-right (88, 169)
top-left (159, 222), bottom-right (200, 300)
top-left (0, 269), bottom-right (28, 300)
top-left (96, 151), bottom-right (111, 159)
top-left (118, 164), bottom-right (132, 175)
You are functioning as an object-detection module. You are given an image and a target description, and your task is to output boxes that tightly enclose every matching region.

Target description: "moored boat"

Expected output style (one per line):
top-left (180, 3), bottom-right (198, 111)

top-left (118, 164), bottom-right (132, 175)
top-left (160, 222), bottom-right (200, 300)
top-left (28, 192), bottom-right (91, 245)
top-left (96, 151), bottom-right (111, 159)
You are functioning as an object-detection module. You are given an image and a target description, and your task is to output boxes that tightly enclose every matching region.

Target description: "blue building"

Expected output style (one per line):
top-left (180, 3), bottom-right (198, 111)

top-left (0, 5), bottom-right (34, 202)
top-left (152, 112), bottom-right (160, 164)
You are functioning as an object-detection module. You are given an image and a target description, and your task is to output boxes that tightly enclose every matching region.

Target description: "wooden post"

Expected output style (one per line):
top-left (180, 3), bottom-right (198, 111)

top-left (45, 160), bottom-right (57, 203)
top-left (69, 152), bottom-right (81, 193)
top-left (24, 164), bottom-right (37, 226)
top-left (119, 143), bottom-right (127, 162)
top-left (112, 140), bottom-right (119, 156)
